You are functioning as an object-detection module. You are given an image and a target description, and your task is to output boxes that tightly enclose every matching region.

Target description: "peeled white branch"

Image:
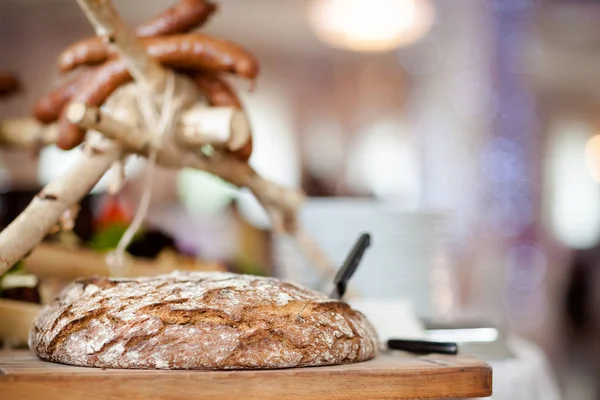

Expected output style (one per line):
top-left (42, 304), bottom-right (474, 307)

top-left (293, 225), bottom-right (337, 281)
top-left (69, 103), bottom-right (306, 218)
top-left (0, 111), bottom-right (335, 280)
top-left (76, 0), bottom-right (167, 92)
top-left (66, 103), bottom-right (153, 151)
top-left (0, 112), bottom-right (335, 280)
top-left (178, 105), bottom-right (251, 151)
top-left (0, 118), bottom-right (58, 148)
top-left (66, 102), bottom-right (249, 152)
top-left (0, 142), bottom-right (121, 276)
top-left (108, 159), bottom-right (126, 195)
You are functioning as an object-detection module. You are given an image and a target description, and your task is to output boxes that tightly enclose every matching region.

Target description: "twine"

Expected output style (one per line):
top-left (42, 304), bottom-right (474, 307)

top-left (106, 72), bottom-right (181, 276)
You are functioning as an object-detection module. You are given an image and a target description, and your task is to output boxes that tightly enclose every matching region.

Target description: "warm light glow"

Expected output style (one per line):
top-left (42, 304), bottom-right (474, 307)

top-left (345, 118), bottom-right (419, 204)
top-left (585, 134), bottom-right (600, 182)
top-left (547, 118), bottom-right (600, 249)
top-left (307, 0), bottom-right (435, 52)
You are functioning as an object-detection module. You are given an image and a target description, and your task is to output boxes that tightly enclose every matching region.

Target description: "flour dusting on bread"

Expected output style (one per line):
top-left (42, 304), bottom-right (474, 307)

top-left (29, 271), bottom-right (378, 369)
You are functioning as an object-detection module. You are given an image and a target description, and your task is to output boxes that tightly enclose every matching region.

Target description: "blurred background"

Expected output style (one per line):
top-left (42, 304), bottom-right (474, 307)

top-left (1, 0), bottom-right (599, 398)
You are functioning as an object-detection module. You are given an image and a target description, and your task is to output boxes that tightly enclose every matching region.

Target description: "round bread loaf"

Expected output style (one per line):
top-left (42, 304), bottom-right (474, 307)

top-left (29, 271), bottom-right (378, 369)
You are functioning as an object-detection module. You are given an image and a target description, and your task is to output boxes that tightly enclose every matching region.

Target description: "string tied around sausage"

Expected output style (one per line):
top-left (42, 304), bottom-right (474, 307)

top-left (105, 70), bottom-right (180, 277)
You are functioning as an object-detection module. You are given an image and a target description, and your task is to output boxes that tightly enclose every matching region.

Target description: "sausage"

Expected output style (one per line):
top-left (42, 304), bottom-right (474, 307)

top-left (0, 72), bottom-right (20, 97)
top-left (58, 0), bottom-right (217, 73)
top-left (136, 0), bottom-right (217, 37)
top-left (146, 34), bottom-right (259, 80)
top-left (192, 72), bottom-right (252, 160)
top-left (33, 67), bottom-right (98, 123)
top-left (57, 60), bottom-right (132, 150)
top-left (58, 38), bottom-right (109, 73)
top-left (192, 71), bottom-right (241, 108)
top-left (60, 34), bottom-right (259, 80)
top-left (56, 118), bottom-right (86, 151)
top-left (74, 60), bottom-right (131, 107)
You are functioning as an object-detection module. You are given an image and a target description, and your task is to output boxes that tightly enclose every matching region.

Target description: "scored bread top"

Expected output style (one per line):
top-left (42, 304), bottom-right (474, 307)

top-left (29, 271), bottom-right (378, 369)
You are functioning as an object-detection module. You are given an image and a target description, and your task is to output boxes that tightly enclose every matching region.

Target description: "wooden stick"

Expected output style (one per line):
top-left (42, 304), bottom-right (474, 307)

top-left (66, 103), bottom-right (334, 277)
top-left (261, 204), bottom-right (336, 284)
top-left (178, 104), bottom-right (251, 151)
top-left (0, 142), bottom-right (121, 276)
top-left (66, 102), bottom-right (248, 152)
top-left (244, 171), bottom-right (304, 215)
top-left (66, 103), bottom-right (252, 185)
top-left (180, 148), bottom-right (335, 278)
top-left (76, 0), bottom-right (167, 92)
top-left (238, 172), bottom-right (337, 279)
top-left (293, 225), bottom-right (337, 281)
top-left (66, 103), bottom-right (153, 151)
top-left (66, 104), bottom-right (258, 189)
top-left (0, 110), bottom-right (334, 280)
top-left (67, 105), bottom-right (303, 228)
top-left (107, 159), bottom-right (126, 195)
top-left (0, 118), bottom-right (58, 148)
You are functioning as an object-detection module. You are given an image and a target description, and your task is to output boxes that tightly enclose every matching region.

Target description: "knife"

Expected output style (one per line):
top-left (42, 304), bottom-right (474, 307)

top-left (387, 339), bottom-right (458, 355)
top-left (329, 232), bottom-right (371, 300)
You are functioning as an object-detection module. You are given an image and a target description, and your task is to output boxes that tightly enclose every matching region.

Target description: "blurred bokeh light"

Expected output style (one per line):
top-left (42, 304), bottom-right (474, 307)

top-left (307, 0), bottom-right (435, 52)
top-left (547, 117), bottom-right (600, 249)
top-left (584, 134), bottom-right (600, 183)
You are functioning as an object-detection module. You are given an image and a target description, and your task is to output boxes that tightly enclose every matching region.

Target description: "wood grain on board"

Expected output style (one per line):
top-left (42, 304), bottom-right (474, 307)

top-left (0, 349), bottom-right (491, 399)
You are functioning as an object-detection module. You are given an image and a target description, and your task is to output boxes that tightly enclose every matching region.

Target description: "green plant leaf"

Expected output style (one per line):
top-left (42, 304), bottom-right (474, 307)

top-left (88, 224), bottom-right (145, 252)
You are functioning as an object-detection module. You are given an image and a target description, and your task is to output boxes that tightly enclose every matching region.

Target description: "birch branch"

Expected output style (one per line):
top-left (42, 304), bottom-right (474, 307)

top-left (66, 102), bottom-right (249, 152)
top-left (0, 111), bottom-right (332, 279)
top-left (0, 142), bottom-right (121, 276)
top-left (178, 105), bottom-right (251, 151)
top-left (107, 158), bottom-right (126, 195)
top-left (0, 118), bottom-right (58, 148)
top-left (71, 103), bottom-right (300, 206)
top-left (76, 0), bottom-right (167, 92)
top-left (293, 225), bottom-right (337, 282)
top-left (66, 103), bottom-right (153, 151)
top-left (68, 102), bottom-right (307, 227)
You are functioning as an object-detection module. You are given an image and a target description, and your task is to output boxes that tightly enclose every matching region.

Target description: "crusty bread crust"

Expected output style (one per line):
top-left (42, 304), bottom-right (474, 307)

top-left (29, 271), bottom-right (378, 369)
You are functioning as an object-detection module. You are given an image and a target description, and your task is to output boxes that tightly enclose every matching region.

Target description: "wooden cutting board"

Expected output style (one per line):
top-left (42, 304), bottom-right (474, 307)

top-left (0, 349), bottom-right (491, 400)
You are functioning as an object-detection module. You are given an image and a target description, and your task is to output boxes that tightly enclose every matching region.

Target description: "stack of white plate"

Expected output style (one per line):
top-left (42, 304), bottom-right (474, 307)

top-left (273, 198), bottom-right (454, 318)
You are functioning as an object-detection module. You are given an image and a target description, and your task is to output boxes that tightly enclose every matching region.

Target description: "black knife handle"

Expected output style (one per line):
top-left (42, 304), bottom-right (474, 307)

top-left (387, 339), bottom-right (458, 355)
top-left (330, 233), bottom-right (371, 299)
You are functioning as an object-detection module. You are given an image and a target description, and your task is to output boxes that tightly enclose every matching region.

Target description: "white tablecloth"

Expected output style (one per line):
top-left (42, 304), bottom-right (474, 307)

top-left (343, 300), bottom-right (562, 400)
top-left (469, 337), bottom-right (562, 400)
